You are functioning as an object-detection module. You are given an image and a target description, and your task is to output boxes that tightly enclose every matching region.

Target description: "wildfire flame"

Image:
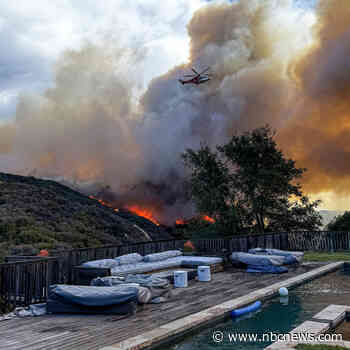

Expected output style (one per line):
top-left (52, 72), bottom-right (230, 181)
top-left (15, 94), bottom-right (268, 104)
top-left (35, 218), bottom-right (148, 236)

top-left (89, 194), bottom-right (212, 227)
top-left (89, 195), bottom-right (159, 224)
top-left (89, 195), bottom-right (119, 210)
top-left (202, 215), bottom-right (215, 223)
top-left (175, 215), bottom-right (215, 225)
top-left (126, 205), bottom-right (160, 226)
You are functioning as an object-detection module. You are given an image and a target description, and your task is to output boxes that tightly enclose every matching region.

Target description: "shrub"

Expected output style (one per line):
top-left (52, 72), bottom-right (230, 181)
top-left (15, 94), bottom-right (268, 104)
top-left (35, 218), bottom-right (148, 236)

top-left (0, 296), bottom-right (9, 315)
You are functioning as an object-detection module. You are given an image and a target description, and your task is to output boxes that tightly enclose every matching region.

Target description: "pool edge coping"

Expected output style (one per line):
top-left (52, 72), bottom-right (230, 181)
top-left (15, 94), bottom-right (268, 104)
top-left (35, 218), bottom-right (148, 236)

top-left (99, 261), bottom-right (344, 350)
top-left (265, 303), bottom-right (350, 349)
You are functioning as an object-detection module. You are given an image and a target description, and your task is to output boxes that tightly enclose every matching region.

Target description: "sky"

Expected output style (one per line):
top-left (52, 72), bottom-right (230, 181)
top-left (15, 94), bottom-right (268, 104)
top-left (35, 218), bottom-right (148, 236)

top-left (0, 0), bottom-right (206, 122)
top-left (0, 0), bottom-right (316, 123)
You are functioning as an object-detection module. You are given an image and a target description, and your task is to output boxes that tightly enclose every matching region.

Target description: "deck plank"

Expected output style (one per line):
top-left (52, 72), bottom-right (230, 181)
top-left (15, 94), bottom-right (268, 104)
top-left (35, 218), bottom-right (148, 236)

top-left (0, 265), bottom-right (321, 350)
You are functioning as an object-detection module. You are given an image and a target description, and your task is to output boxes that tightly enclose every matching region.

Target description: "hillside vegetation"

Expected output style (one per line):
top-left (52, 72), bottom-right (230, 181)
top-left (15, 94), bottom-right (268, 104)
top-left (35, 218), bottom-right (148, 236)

top-left (0, 173), bottom-right (171, 260)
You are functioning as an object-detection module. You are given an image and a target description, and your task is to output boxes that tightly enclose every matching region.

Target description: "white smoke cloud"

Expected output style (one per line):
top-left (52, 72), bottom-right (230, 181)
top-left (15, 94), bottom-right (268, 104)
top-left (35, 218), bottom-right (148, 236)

top-left (0, 0), bottom-right (205, 120)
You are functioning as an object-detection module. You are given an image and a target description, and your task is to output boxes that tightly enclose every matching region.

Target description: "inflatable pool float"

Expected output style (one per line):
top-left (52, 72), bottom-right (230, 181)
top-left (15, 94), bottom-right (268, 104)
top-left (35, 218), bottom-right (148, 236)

top-left (230, 301), bottom-right (262, 318)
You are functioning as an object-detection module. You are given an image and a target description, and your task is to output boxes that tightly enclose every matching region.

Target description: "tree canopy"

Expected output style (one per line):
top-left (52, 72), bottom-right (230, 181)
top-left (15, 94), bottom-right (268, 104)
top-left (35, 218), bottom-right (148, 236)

top-left (183, 125), bottom-right (322, 234)
top-left (327, 211), bottom-right (350, 231)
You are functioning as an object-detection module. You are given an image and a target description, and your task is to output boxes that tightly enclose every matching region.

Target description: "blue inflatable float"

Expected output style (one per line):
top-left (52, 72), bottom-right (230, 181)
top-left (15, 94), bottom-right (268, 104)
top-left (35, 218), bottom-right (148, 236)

top-left (230, 301), bottom-right (262, 318)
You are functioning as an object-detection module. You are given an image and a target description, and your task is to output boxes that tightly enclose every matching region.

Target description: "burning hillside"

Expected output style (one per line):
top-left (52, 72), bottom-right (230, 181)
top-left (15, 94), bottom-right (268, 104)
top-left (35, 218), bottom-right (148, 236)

top-left (89, 192), bottom-right (214, 227)
top-left (202, 215), bottom-right (215, 224)
top-left (176, 219), bottom-right (185, 226)
top-left (125, 205), bottom-right (160, 226)
top-left (175, 215), bottom-right (216, 227)
top-left (0, 172), bottom-right (172, 260)
top-left (89, 195), bottom-right (160, 226)
top-left (1, 0), bottom-right (350, 219)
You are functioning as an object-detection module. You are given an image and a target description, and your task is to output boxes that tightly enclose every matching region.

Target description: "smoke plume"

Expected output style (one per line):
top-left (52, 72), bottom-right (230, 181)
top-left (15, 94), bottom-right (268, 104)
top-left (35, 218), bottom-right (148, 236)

top-left (278, 0), bottom-right (350, 202)
top-left (1, 0), bottom-right (350, 222)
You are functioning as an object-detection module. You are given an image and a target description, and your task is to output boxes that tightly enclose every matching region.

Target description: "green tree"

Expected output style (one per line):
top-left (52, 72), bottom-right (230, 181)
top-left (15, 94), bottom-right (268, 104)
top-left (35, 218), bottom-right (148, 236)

top-left (183, 125), bottom-right (322, 234)
top-left (183, 145), bottom-right (242, 234)
top-left (327, 211), bottom-right (350, 231)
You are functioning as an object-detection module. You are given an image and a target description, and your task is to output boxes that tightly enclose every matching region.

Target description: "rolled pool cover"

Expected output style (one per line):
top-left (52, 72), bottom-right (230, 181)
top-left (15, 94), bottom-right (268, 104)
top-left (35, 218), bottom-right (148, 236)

top-left (230, 301), bottom-right (262, 318)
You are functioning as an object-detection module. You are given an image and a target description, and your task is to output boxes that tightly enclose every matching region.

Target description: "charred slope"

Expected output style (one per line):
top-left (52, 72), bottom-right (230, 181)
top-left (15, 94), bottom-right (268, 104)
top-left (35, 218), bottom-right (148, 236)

top-left (0, 173), bottom-right (172, 257)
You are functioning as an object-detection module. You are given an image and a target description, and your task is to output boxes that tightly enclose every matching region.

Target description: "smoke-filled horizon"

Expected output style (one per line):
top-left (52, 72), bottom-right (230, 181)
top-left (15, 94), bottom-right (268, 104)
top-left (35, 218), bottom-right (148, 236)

top-left (0, 0), bottom-right (349, 223)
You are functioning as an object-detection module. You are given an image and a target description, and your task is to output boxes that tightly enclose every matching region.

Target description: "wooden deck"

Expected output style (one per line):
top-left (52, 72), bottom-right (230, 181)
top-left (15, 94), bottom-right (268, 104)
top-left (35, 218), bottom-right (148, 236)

top-left (0, 264), bottom-right (322, 350)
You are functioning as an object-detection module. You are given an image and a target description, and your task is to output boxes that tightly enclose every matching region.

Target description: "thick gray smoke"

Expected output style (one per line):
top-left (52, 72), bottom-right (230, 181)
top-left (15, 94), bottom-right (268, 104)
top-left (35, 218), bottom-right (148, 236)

top-left (2, 0), bottom-right (349, 222)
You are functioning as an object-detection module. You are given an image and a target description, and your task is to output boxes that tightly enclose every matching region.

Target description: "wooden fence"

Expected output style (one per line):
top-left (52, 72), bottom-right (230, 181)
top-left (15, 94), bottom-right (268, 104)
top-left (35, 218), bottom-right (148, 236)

top-left (0, 257), bottom-right (62, 309)
top-left (287, 231), bottom-right (350, 251)
top-left (191, 232), bottom-right (290, 253)
top-left (1, 231), bottom-right (350, 309)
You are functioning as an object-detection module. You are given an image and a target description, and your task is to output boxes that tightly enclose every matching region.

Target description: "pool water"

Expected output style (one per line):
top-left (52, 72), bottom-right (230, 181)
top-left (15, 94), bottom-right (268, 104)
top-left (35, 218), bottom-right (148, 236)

top-left (162, 268), bottom-right (350, 350)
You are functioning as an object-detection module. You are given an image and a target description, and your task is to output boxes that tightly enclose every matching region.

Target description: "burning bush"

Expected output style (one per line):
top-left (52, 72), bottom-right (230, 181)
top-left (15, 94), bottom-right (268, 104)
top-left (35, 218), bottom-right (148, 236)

top-left (183, 240), bottom-right (196, 253)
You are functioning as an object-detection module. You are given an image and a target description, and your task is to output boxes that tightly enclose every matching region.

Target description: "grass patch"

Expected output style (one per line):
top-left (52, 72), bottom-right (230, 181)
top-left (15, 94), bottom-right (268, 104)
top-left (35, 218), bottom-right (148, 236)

top-left (304, 251), bottom-right (350, 262)
top-left (296, 345), bottom-right (347, 350)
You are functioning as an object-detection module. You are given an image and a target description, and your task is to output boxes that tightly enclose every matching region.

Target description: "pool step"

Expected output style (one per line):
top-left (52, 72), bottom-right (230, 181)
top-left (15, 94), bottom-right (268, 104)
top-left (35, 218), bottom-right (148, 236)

top-left (313, 304), bottom-right (350, 328)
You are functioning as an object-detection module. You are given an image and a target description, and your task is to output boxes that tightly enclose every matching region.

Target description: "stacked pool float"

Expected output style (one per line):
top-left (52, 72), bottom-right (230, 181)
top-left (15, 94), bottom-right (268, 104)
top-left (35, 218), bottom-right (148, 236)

top-left (230, 248), bottom-right (304, 274)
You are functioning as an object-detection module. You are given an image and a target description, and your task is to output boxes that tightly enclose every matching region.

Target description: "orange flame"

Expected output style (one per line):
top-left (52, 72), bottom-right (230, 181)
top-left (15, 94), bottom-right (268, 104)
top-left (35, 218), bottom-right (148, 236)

top-left (37, 249), bottom-right (49, 257)
top-left (202, 215), bottom-right (215, 223)
top-left (176, 219), bottom-right (185, 225)
top-left (126, 205), bottom-right (160, 226)
top-left (184, 240), bottom-right (195, 251)
top-left (89, 195), bottom-right (117, 210)
top-left (89, 195), bottom-right (157, 224)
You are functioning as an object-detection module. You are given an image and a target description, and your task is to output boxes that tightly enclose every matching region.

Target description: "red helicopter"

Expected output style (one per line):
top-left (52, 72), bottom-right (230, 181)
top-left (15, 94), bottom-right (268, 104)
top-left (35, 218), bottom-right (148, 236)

top-left (179, 67), bottom-right (211, 85)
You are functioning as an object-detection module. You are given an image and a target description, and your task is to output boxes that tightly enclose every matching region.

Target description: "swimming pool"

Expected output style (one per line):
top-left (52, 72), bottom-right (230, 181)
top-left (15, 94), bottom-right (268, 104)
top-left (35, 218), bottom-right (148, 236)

top-left (159, 268), bottom-right (350, 350)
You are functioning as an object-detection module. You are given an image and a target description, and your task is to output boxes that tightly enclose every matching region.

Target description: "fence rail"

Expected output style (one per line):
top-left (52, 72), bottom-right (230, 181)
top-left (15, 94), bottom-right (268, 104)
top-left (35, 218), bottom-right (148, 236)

top-left (1, 231), bottom-right (350, 309)
top-left (287, 231), bottom-right (350, 251)
top-left (0, 257), bottom-right (62, 309)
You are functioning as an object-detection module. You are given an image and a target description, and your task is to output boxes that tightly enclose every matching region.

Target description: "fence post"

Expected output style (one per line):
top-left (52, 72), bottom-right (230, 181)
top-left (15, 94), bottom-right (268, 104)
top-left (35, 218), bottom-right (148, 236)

top-left (330, 231), bottom-right (334, 253)
top-left (67, 251), bottom-right (73, 284)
